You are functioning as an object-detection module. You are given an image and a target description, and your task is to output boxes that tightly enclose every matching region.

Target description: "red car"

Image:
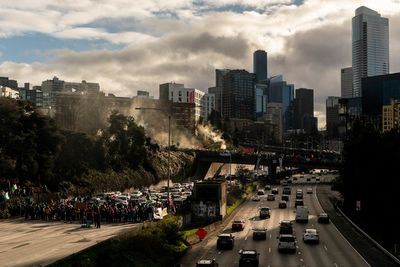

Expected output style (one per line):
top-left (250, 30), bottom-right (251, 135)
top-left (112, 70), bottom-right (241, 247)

top-left (232, 219), bottom-right (245, 231)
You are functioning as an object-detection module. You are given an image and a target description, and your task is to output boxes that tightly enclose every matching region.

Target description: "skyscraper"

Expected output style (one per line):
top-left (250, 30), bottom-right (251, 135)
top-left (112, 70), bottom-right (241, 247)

top-left (253, 50), bottom-right (268, 83)
top-left (294, 88), bottom-right (315, 132)
top-left (222, 70), bottom-right (256, 120)
top-left (341, 67), bottom-right (353, 98)
top-left (352, 6), bottom-right (389, 97)
top-left (326, 96), bottom-right (341, 138)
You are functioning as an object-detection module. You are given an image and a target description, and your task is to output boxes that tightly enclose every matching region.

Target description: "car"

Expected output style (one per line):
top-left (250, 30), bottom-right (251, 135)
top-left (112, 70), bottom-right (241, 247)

top-left (278, 200), bottom-right (287, 209)
top-left (257, 189), bottom-right (265, 195)
top-left (259, 207), bottom-right (271, 219)
top-left (217, 233), bottom-right (234, 250)
top-left (316, 177), bottom-right (320, 181)
top-left (271, 188), bottom-right (279, 194)
top-left (265, 185), bottom-right (271, 190)
top-left (252, 227), bottom-right (267, 240)
top-left (281, 181), bottom-right (288, 186)
top-left (238, 249), bottom-right (260, 267)
top-left (306, 187), bottom-right (313, 194)
top-left (281, 194), bottom-right (289, 201)
top-left (252, 195), bottom-right (261, 201)
top-left (295, 192), bottom-right (303, 199)
top-left (279, 220), bottom-right (293, 235)
top-left (278, 234), bottom-right (297, 253)
top-left (306, 177), bottom-right (311, 182)
top-left (318, 213), bottom-right (330, 224)
top-left (196, 259), bottom-right (219, 267)
top-left (303, 229), bottom-right (319, 244)
top-left (294, 199), bottom-right (304, 208)
top-left (267, 194), bottom-right (275, 201)
top-left (293, 177), bottom-right (298, 181)
top-left (282, 187), bottom-right (291, 195)
top-left (232, 219), bottom-right (246, 231)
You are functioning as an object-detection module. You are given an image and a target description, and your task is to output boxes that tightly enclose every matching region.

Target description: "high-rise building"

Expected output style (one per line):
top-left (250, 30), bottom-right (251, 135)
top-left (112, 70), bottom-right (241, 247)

top-left (222, 70), bottom-right (256, 120)
top-left (0, 77), bottom-right (18, 89)
top-left (294, 88), bottom-right (315, 132)
top-left (326, 96), bottom-right (341, 138)
top-left (253, 50), bottom-right (268, 83)
top-left (265, 102), bottom-right (283, 143)
top-left (361, 72), bottom-right (400, 129)
top-left (382, 101), bottom-right (400, 132)
top-left (268, 76), bottom-right (294, 130)
top-left (159, 82), bottom-right (184, 101)
top-left (255, 84), bottom-right (268, 118)
top-left (202, 93), bottom-right (215, 121)
top-left (209, 69), bottom-right (230, 115)
top-left (352, 6), bottom-right (389, 97)
top-left (341, 67), bottom-right (353, 98)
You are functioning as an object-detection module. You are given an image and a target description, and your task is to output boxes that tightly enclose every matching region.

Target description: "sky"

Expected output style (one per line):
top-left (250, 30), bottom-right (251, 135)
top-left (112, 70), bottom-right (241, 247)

top-left (0, 0), bottom-right (399, 129)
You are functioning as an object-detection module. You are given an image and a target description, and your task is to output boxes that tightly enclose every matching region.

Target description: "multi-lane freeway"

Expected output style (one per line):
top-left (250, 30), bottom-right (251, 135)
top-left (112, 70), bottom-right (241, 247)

top-left (181, 174), bottom-right (370, 267)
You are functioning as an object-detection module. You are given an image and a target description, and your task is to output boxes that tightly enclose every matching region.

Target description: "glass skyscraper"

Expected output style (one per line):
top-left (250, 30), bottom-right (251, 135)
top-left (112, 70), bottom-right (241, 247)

top-left (253, 50), bottom-right (268, 84)
top-left (352, 6), bottom-right (389, 97)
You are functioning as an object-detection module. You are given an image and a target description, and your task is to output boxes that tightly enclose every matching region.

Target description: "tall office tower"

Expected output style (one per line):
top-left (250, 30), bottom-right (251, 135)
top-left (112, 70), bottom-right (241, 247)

top-left (341, 67), bottom-right (353, 98)
top-left (159, 82), bottom-right (184, 101)
top-left (294, 88), bottom-right (314, 132)
top-left (253, 50), bottom-right (268, 83)
top-left (352, 6), bottom-right (389, 97)
top-left (326, 96), bottom-right (341, 138)
top-left (268, 75), bottom-right (294, 130)
top-left (222, 70), bottom-right (256, 120)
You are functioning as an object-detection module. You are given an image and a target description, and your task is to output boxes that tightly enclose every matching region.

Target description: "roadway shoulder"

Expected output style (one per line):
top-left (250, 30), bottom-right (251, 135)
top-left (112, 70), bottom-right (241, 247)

top-left (316, 185), bottom-right (399, 267)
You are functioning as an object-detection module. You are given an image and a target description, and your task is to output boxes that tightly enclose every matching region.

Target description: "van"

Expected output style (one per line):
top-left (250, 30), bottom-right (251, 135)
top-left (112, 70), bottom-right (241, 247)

top-left (296, 206), bottom-right (309, 223)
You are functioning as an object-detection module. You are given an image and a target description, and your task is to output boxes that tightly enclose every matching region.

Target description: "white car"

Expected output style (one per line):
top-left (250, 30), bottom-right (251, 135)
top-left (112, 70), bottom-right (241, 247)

top-left (306, 188), bottom-right (313, 194)
top-left (252, 195), bottom-right (261, 201)
top-left (303, 229), bottom-right (319, 244)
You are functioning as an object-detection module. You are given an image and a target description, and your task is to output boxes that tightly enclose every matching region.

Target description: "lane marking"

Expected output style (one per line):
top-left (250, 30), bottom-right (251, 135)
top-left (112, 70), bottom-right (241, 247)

top-left (300, 258), bottom-right (304, 262)
top-left (334, 263), bottom-right (339, 267)
top-left (324, 245), bottom-right (328, 251)
top-left (269, 247), bottom-right (271, 253)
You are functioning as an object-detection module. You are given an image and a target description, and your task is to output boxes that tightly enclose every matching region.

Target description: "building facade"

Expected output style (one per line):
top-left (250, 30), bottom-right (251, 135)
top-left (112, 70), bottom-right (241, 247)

top-left (202, 93), bottom-right (215, 121)
top-left (326, 96), bottom-right (341, 138)
top-left (253, 50), bottom-right (268, 83)
top-left (294, 88), bottom-right (315, 132)
top-left (222, 70), bottom-right (256, 120)
top-left (341, 67), bottom-right (353, 98)
top-left (159, 82), bottom-right (184, 101)
top-left (382, 101), bottom-right (400, 132)
top-left (352, 6), bottom-right (389, 97)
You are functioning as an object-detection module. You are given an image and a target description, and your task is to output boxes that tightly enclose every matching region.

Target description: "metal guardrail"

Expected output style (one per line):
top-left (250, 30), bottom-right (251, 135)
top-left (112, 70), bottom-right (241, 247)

top-left (336, 205), bottom-right (400, 265)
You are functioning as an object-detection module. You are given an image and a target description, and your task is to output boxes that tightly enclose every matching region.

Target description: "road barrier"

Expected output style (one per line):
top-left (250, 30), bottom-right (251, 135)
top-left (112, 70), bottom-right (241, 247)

top-left (336, 205), bottom-right (400, 265)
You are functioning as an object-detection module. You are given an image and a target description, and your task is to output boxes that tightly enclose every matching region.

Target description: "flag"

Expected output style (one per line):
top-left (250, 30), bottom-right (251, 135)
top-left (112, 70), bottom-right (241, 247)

top-left (3, 192), bottom-right (10, 201)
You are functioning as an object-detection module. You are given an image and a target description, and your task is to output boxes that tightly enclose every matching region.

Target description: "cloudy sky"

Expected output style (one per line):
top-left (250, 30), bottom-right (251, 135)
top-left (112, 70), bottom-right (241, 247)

top-left (0, 0), bottom-right (399, 128)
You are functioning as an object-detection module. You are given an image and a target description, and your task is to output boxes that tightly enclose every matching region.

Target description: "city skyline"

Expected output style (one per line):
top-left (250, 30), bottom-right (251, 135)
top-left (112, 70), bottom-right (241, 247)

top-left (0, 1), bottom-right (399, 128)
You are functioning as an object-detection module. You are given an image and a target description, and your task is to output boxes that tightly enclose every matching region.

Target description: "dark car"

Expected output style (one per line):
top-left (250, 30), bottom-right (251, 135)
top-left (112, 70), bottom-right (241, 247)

top-left (279, 220), bottom-right (293, 235)
top-left (281, 194), bottom-right (289, 201)
top-left (252, 228), bottom-right (267, 240)
top-left (295, 199), bottom-right (304, 208)
top-left (306, 177), bottom-right (311, 182)
top-left (259, 207), bottom-right (271, 219)
top-left (217, 233), bottom-right (234, 250)
top-left (238, 249), bottom-right (259, 267)
top-left (318, 213), bottom-right (330, 224)
top-left (196, 259), bottom-right (218, 267)
top-left (265, 185), bottom-right (271, 191)
top-left (232, 219), bottom-right (246, 231)
top-left (282, 187), bottom-right (291, 195)
top-left (279, 200), bottom-right (287, 209)
top-left (271, 188), bottom-right (279, 194)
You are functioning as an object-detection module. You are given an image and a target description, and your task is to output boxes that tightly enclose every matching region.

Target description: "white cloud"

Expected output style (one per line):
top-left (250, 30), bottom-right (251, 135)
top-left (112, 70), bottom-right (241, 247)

top-left (0, 0), bottom-right (400, 128)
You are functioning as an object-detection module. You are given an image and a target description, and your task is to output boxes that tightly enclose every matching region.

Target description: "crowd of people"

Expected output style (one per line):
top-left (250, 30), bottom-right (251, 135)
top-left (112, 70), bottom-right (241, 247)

top-left (2, 186), bottom-right (166, 227)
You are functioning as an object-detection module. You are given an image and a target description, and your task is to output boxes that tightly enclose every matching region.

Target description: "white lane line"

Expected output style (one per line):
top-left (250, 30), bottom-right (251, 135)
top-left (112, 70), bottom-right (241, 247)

top-left (300, 258), bottom-right (304, 262)
top-left (245, 236), bottom-right (248, 240)
top-left (269, 247), bottom-right (271, 253)
top-left (269, 234), bottom-right (272, 239)
top-left (334, 263), bottom-right (339, 267)
top-left (324, 245), bottom-right (328, 251)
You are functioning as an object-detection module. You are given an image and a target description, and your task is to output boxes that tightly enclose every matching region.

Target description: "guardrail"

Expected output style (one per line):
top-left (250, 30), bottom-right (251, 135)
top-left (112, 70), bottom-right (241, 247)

top-left (336, 205), bottom-right (400, 265)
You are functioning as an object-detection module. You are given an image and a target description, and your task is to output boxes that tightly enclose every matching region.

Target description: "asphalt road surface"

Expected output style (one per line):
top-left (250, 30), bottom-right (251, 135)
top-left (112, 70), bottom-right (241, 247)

top-left (180, 176), bottom-right (369, 267)
top-left (0, 219), bottom-right (137, 267)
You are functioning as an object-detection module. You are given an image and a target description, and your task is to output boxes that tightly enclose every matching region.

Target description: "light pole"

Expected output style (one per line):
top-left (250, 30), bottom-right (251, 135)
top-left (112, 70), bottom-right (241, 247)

top-left (136, 107), bottom-right (171, 210)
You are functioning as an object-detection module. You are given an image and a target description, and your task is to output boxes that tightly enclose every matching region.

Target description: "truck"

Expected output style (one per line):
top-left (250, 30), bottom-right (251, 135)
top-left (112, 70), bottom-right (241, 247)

top-left (295, 206), bottom-right (309, 223)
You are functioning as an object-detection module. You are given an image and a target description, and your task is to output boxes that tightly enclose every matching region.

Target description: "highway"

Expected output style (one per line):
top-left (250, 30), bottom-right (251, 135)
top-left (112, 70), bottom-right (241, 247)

top-left (181, 174), bottom-right (370, 267)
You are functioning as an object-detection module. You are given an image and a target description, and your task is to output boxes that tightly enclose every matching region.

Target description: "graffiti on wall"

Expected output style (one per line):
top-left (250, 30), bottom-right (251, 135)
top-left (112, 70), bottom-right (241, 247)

top-left (192, 201), bottom-right (220, 218)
